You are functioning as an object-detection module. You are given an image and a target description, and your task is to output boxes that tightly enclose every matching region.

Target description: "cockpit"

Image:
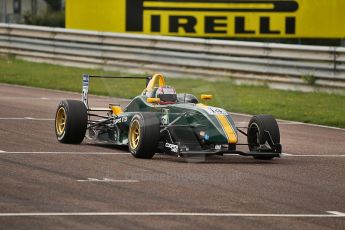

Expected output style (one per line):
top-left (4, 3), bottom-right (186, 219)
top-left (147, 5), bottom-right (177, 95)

top-left (143, 74), bottom-right (199, 105)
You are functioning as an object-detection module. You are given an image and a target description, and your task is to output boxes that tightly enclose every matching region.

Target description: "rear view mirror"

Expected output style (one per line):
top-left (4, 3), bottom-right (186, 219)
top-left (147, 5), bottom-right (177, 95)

top-left (147, 98), bottom-right (161, 104)
top-left (200, 94), bottom-right (213, 100)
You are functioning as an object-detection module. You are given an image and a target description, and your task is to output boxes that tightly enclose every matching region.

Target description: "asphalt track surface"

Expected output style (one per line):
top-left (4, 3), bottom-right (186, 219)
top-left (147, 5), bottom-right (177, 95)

top-left (0, 84), bottom-right (344, 230)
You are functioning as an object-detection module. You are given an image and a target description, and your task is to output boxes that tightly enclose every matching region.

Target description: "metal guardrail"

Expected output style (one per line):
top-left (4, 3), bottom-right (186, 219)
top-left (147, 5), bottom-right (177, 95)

top-left (0, 23), bottom-right (344, 91)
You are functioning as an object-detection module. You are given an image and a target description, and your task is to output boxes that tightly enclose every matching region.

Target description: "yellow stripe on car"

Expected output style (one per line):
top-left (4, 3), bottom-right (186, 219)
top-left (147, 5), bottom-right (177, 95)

top-left (215, 115), bottom-right (238, 144)
top-left (197, 104), bottom-right (237, 144)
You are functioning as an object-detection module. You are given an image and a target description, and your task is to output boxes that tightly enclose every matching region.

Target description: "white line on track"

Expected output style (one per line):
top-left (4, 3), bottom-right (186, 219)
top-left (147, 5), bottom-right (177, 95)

top-left (0, 97), bottom-right (51, 100)
top-left (230, 112), bottom-right (345, 131)
top-left (77, 178), bottom-right (139, 183)
top-left (0, 152), bottom-right (130, 155)
top-left (0, 150), bottom-right (5, 153)
top-left (0, 211), bottom-right (344, 218)
top-left (24, 117), bottom-right (54, 121)
top-left (0, 97), bottom-right (75, 100)
top-left (282, 153), bottom-right (345, 157)
top-left (328, 211), bottom-right (345, 216)
top-left (0, 117), bottom-right (53, 121)
top-left (235, 121), bottom-right (313, 125)
top-left (276, 121), bottom-right (345, 130)
top-left (0, 97), bottom-right (129, 102)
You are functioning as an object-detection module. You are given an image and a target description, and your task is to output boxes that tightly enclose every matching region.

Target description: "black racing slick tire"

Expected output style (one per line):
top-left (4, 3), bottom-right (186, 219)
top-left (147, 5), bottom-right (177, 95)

top-left (55, 100), bottom-right (87, 144)
top-left (128, 113), bottom-right (160, 159)
top-left (247, 115), bottom-right (280, 160)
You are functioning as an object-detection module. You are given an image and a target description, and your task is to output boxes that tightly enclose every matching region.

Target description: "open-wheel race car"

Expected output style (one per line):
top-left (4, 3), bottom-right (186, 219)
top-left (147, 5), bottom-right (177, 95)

top-left (55, 74), bottom-right (282, 160)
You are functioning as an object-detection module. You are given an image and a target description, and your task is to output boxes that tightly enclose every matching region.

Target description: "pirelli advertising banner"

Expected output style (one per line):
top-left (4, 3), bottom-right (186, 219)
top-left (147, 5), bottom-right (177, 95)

top-left (66, 0), bottom-right (345, 38)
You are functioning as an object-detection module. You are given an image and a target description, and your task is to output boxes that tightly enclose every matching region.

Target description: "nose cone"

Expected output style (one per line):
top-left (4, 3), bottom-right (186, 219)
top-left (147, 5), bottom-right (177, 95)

top-left (214, 114), bottom-right (238, 144)
top-left (196, 104), bottom-right (238, 144)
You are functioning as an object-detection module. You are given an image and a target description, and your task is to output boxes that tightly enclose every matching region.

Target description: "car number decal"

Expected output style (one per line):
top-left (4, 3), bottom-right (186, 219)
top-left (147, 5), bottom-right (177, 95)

top-left (203, 106), bottom-right (228, 115)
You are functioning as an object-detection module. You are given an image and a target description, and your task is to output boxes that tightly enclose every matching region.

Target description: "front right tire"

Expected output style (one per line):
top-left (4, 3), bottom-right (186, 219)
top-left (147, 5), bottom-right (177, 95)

top-left (247, 115), bottom-right (280, 160)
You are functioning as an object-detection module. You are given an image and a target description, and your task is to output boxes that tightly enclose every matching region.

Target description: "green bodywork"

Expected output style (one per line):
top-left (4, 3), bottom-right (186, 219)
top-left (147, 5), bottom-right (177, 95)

top-left (113, 95), bottom-right (238, 148)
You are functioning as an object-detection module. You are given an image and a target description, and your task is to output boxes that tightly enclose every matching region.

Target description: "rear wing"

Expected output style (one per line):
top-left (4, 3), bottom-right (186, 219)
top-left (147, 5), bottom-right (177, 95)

top-left (82, 74), bottom-right (150, 108)
top-left (82, 74), bottom-right (89, 107)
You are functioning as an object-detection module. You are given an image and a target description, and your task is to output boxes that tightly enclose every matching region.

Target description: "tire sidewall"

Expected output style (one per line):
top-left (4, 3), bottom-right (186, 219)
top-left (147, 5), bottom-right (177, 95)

top-left (129, 114), bottom-right (145, 155)
top-left (248, 119), bottom-right (261, 151)
top-left (249, 118), bottom-right (265, 145)
top-left (55, 100), bottom-right (87, 144)
top-left (55, 100), bottom-right (70, 141)
top-left (247, 115), bottom-right (280, 151)
top-left (128, 112), bottom-right (160, 158)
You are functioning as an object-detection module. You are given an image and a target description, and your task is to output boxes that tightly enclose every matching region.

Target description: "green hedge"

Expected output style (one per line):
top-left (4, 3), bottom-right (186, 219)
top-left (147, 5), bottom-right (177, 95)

top-left (24, 11), bottom-right (65, 28)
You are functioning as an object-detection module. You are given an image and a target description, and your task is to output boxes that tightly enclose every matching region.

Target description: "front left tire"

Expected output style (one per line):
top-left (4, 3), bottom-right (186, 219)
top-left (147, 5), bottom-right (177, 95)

top-left (55, 100), bottom-right (87, 144)
top-left (128, 113), bottom-right (160, 159)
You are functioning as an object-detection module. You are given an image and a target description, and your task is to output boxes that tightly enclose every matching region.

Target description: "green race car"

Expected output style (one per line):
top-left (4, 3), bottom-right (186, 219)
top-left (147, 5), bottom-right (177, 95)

top-left (55, 74), bottom-right (282, 160)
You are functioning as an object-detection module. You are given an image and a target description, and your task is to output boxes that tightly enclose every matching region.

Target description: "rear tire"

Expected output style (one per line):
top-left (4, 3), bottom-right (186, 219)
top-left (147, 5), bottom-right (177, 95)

top-left (55, 100), bottom-right (87, 144)
top-left (128, 113), bottom-right (160, 159)
top-left (247, 115), bottom-right (280, 160)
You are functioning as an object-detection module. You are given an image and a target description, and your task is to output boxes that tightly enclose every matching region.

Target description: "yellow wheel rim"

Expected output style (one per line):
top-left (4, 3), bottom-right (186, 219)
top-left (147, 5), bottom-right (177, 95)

top-left (56, 107), bottom-right (67, 135)
top-left (129, 120), bottom-right (140, 149)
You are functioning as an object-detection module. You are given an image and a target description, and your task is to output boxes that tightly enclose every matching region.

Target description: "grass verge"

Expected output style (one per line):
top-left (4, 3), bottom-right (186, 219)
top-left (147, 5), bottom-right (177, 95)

top-left (1, 57), bottom-right (345, 128)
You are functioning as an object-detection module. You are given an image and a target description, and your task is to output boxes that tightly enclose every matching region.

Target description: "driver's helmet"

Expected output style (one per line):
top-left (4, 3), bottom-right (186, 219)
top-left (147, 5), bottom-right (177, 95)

top-left (155, 86), bottom-right (177, 104)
